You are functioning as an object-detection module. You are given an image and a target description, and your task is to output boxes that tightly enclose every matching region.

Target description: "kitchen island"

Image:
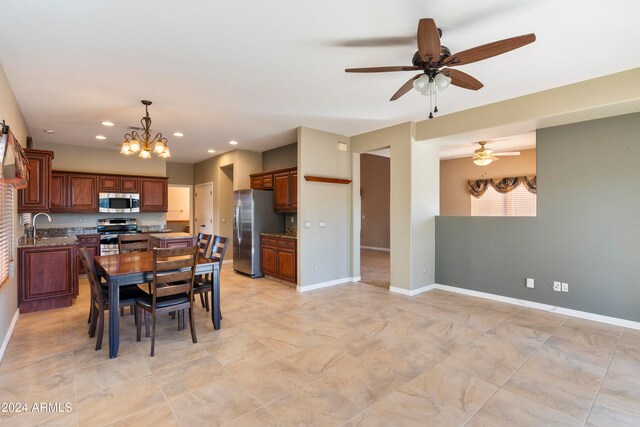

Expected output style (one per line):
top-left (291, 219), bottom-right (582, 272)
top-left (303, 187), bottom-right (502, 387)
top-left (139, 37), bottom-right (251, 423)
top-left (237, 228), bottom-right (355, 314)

top-left (149, 232), bottom-right (196, 249)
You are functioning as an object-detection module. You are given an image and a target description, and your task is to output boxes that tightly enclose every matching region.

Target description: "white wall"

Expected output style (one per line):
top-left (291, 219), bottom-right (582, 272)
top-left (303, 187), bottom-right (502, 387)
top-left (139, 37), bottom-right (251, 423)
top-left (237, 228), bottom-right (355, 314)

top-left (297, 127), bottom-right (351, 288)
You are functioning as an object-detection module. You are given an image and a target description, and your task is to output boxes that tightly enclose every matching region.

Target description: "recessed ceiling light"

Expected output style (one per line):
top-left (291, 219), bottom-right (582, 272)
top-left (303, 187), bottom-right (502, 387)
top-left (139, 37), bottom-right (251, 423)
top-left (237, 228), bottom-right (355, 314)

top-left (101, 121), bottom-right (114, 126)
top-left (173, 132), bottom-right (184, 137)
top-left (95, 135), bottom-right (106, 140)
top-left (43, 129), bottom-right (55, 134)
top-left (229, 140), bottom-right (238, 145)
top-left (207, 149), bottom-right (216, 153)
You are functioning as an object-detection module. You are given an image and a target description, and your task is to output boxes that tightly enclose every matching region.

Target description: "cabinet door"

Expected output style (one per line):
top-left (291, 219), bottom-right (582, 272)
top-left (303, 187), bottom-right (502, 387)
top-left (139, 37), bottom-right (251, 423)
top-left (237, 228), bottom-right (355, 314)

top-left (273, 172), bottom-right (291, 212)
top-left (262, 174), bottom-right (273, 190)
top-left (165, 237), bottom-right (196, 249)
top-left (250, 176), bottom-right (262, 190)
top-left (98, 176), bottom-right (119, 192)
top-left (18, 150), bottom-right (53, 213)
top-left (120, 177), bottom-right (139, 193)
top-left (67, 174), bottom-right (98, 212)
top-left (290, 171), bottom-right (297, 210)
top-left (19, 246), bottom-right (76, 313)
top-left (261, 245), bottom-right (277, 276)
top-left (141, 178), bottom-right (168, 212)
top-left (277, 248), bottom-right (296, 283)
top-left (50, 172), bottom-right (67, 211)
top-left (76, 234), bottom-right (100, 275)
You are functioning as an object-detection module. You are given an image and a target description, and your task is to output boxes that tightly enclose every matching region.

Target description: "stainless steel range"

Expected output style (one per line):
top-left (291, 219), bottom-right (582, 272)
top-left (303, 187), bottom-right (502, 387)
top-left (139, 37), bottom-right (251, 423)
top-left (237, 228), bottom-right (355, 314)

top-left (97, 218), bottom-right (140, 255)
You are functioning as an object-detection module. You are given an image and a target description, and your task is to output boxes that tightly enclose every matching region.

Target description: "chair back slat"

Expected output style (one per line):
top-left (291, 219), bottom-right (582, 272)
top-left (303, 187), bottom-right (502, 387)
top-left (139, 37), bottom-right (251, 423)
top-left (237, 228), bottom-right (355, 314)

top-left (118, 234), bottom-right (150, 254)
top-left (78, 247), bottom-right (105, 306)
top-left (152, 246), bottom-right (198, 299)
top-left (210, 235), bottom-right (229, 264)
top-left (196, 233), bottom-right (212, 258)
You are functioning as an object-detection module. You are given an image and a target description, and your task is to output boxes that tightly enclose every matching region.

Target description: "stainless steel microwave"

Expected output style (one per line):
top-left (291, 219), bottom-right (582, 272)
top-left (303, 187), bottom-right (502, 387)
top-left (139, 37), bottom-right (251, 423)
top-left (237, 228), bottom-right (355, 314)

top-left (98, 193), bottom-right (141, 213)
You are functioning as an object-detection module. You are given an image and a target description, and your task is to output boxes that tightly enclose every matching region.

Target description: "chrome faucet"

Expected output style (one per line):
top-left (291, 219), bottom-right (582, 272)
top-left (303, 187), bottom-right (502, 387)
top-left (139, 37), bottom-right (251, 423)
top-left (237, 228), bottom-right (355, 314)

top-left (32, 212), bottom-right (52, 239)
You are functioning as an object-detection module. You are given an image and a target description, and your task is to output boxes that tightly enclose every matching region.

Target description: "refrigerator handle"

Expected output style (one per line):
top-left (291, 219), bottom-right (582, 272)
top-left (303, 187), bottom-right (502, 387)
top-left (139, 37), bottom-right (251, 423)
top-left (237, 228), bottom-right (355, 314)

top-left (234, 200), bottom-right (242, 245)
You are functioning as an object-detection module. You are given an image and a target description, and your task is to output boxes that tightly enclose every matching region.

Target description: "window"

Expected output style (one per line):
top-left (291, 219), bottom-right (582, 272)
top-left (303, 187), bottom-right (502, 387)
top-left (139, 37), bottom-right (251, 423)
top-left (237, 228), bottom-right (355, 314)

top-left (471, 184), bottom-right (536, 216)
top-left (0, 181), bottom-right (14, 285)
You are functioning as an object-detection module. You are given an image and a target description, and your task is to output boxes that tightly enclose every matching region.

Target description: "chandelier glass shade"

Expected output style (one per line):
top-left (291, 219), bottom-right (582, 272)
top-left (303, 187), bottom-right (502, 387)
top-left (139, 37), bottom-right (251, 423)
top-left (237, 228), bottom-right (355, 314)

top-left (120, 100), bottom-right (171, 158)
top-left (412, 72), bottom-right (452, 118)
top-left (472, 142), bottom-right (499, 166)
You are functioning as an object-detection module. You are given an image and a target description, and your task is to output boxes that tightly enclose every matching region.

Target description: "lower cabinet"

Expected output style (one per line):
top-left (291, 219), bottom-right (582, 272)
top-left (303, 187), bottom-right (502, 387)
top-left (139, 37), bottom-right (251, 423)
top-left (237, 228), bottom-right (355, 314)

top-left (260, 235), bottom-right (296, 284)
top-left (76, 234), bottom-right (100, 276)
top-left (18, 245), bottom-right (77, 313)
top-left (149, 235), bottom-right (196, 249)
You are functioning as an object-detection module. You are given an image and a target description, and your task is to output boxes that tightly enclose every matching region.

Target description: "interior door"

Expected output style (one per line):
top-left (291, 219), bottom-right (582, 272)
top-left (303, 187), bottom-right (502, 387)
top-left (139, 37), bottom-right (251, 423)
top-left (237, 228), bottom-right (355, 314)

top-left (194, 182), bottom-right (214, 236)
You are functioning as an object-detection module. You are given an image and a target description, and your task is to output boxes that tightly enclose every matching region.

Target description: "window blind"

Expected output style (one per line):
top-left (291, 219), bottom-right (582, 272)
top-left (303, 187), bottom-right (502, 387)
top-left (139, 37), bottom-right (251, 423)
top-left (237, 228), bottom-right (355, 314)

top-left (471, 184), bottom-right (536, 217)
top-left (0, 181), bottom-right (14, 285)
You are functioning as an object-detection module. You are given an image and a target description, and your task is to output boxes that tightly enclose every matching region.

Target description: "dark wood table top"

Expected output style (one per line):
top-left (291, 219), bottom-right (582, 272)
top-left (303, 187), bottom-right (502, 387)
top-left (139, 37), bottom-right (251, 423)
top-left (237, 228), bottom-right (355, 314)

top-left (95, 251), bottom-right (216, 283)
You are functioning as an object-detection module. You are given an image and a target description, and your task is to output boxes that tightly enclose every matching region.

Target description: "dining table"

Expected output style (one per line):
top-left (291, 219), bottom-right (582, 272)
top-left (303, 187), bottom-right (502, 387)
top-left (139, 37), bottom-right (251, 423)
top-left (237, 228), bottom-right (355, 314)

top-left (94, 251), bottom-right (221, 358)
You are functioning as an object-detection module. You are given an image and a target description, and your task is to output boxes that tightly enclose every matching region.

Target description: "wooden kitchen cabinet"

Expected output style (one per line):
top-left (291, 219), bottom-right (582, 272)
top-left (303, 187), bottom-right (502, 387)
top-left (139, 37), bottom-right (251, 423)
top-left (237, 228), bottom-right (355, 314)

top-left (18, 244), bottom-right (77, 313)
top-left (18, 149), bottom-right (54, 213)
top-left (140, 177), bottom-right (168, 212)
top-left (99, 175), bottom-right (140, 193)
top-left (260, 235), bottom-right (296, 283)
top-left (50, 171), bottom-right (67, 211)
top-left (76, 234), bottom-right (100, 276)
top-left (250, 172), bottom-right (274, 190)
top-left (50, 172), bottom-right (98, 212)
top-left (273, 168), bottom-right (297, 212)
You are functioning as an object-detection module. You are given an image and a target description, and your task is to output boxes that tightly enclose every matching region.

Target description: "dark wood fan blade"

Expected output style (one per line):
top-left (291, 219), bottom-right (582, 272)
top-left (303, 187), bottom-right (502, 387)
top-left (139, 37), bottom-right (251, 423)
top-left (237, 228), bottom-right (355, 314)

top-left (417, 18), bottom-right (441, 62)
top-left (441, 68), bottom-right (484, 90)
top-left (444, 33), bottom-right (535, 66)
top-left (345, 66), bottom-right (420, 73)
top-left (390, 74), bottom-right (423, 101)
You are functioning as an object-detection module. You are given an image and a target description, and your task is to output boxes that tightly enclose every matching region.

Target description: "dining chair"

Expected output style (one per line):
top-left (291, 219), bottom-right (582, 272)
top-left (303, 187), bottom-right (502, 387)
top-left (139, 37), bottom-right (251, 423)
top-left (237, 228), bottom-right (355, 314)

top-left (118, 233), bottom-right (150, 254)
top-left (193, 235), bottom-right (229, 312)
top-left (78, 247), bottom-right (146, 351)
top-left (135, 246), bottom-right (199, 357)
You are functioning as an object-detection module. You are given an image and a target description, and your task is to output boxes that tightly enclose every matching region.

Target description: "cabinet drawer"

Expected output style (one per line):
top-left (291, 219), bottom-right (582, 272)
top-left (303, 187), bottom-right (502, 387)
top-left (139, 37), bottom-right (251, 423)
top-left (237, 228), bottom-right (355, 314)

top-left (261, 236), bottom-right (277, 247)
top-left (277, 238), bottom-right (296, 250)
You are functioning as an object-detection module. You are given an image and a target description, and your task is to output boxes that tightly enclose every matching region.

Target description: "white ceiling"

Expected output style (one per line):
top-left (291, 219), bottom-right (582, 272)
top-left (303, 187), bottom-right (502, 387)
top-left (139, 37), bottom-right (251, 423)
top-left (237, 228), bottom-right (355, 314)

top-left (1, 1), bottom-right (639, 163)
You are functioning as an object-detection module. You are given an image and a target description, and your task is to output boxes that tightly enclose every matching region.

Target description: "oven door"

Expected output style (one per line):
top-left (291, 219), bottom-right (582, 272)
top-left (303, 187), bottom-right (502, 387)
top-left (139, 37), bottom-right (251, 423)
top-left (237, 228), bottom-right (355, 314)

top-left (99, 193), bottom-right (140, 213)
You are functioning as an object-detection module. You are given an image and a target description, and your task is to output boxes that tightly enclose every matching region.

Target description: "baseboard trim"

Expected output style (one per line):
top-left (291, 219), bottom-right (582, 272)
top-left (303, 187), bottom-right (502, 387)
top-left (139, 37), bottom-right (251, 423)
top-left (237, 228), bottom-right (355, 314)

top-left (432, 284), bottom-right (640, 331)
top-left (389, 284), bottom-right (437, 296)
top-left (0, 309), bottom-right (19, 363)
top-left (298, 277), bottom-right (358, 293)
top-left (360, 246), bottom-right (390, 252)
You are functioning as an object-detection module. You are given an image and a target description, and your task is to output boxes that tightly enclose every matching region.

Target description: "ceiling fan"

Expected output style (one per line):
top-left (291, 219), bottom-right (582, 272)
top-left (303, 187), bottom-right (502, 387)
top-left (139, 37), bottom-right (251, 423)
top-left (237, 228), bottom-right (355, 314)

top-left (472, 141), bottom-right (520, 166)
top-left (345, 18), bottom-right (535, 118)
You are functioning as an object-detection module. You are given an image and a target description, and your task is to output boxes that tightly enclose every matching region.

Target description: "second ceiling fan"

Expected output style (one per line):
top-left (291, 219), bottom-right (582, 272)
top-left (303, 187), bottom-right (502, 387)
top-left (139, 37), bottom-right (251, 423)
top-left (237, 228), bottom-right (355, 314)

top-left (345, 18), bottom-right (535, 118)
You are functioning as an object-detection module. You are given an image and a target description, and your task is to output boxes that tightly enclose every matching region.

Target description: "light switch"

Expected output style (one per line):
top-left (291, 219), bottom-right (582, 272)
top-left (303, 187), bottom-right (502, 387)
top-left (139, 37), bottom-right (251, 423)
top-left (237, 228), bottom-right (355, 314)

top-left (526, 278), bottom-right (534, 288)
top-left (304, 221), bottom-right (311, 228)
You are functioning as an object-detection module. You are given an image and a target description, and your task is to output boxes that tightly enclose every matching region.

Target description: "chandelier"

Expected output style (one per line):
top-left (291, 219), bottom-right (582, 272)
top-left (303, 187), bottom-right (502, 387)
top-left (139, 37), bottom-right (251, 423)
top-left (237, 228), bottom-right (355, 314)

top-left (412, 72), bottom-right (452, 119)
top-left (120, 100), bottom-right (170, 158)
top-left (472, 142), bottom-right (499, 166)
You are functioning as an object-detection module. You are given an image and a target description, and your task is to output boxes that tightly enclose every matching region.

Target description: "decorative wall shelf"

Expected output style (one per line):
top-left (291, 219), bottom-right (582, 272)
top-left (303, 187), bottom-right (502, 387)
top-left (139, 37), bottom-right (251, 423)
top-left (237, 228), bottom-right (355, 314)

top-left (304, 175), bottom-right (352, 185)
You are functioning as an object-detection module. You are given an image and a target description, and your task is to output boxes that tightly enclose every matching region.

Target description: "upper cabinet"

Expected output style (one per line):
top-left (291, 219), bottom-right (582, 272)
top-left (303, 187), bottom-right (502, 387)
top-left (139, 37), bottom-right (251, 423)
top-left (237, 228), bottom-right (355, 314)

top-left (99, 175), bottom-right (140, 193)
top-left (273, 168), bottom-right (297, 212)
top-left (50, 172), bottom-right (98, 212)
top-left (140, 177), bottom-right (168, 212)
top-left (18, 149), bottom-right (54, 213)
top-left (250, 172), bottom-right (274, 190)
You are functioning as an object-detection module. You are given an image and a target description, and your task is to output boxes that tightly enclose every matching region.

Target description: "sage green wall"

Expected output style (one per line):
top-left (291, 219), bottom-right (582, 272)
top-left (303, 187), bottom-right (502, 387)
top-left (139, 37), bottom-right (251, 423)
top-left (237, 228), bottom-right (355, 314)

top-left (0, 63), bottom-right (28, 355)
top-left (297, 127), bottom-right (351, 288)
top-left (262, 143), bottom-right (297, 171)
top-left (435, 113), bottom-right (640, 321)
top-left (166, 162), bottom-right (194, 185)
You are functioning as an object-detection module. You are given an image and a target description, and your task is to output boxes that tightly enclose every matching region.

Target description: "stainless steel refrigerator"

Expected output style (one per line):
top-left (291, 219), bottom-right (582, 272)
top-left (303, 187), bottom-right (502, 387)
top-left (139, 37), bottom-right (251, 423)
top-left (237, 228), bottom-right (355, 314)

top-left (233, 189), bottom-right (283, 276)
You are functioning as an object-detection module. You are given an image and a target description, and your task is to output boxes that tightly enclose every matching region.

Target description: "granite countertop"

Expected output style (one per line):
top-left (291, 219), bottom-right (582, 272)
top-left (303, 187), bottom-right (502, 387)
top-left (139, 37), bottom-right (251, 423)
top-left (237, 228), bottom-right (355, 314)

top-left (149, 232), bottom-right (192, 239)
top-left (260, 232), bottom-right (297, 240)
top-left (18, 236), bottom-right (78, 248)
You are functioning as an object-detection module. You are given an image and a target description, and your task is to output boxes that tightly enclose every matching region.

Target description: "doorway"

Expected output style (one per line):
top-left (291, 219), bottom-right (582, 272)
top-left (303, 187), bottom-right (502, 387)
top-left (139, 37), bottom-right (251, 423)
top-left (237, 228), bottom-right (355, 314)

top-left (167, 185), bottom-right (192, 233)
top-left (194, 182), bottom-right (214, 235)
top-left (359, 150), bottom-right (391, 288)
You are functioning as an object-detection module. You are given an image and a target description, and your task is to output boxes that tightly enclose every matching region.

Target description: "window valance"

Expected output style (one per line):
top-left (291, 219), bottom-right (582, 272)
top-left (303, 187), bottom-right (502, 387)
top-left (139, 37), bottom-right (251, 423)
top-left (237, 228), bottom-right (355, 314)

top-left (468, 175), bottom-right (537, 198)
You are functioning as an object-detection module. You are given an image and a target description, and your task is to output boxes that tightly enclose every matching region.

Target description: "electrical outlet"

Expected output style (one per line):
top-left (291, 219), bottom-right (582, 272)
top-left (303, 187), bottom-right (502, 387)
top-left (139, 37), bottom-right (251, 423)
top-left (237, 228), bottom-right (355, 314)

top-left (553, 281), bottom-right (562, 292)
top-left (319, 221), bottom-right (326, 228)
top-left (77, 217), bottom-right (83, 223)
top-left (304, 221), bottom-right (311, 228)
top-left (526, 278), bottom-right (534, 288)
top-left (290, 216), bottom-right (295, 223)
top-left (561, 282), bottom-right (569, 292)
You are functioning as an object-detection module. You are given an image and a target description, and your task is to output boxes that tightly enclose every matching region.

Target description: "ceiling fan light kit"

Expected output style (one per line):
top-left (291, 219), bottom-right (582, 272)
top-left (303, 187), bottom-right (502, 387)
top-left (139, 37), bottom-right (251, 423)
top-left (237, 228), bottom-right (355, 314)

top-left (120, 100), bottom-right (171, 159)
top-left (346, 18), bottom-right (535, 119)
top-left (472, 141), bottom-right (500, 166)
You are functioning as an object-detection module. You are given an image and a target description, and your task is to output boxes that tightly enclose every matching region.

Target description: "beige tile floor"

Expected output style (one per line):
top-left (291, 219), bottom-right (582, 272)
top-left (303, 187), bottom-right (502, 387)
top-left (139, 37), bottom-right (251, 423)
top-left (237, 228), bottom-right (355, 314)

top-left (1, 267), bottom-right (639, 426)
top-left (360, 249), bottom-right (390, 288)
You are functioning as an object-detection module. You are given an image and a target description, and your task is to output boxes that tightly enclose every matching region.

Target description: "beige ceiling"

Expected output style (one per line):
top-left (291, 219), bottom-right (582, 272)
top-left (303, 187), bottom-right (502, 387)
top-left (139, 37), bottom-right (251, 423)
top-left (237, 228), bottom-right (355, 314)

top-left (1, 1), bottom-right (639, 163)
